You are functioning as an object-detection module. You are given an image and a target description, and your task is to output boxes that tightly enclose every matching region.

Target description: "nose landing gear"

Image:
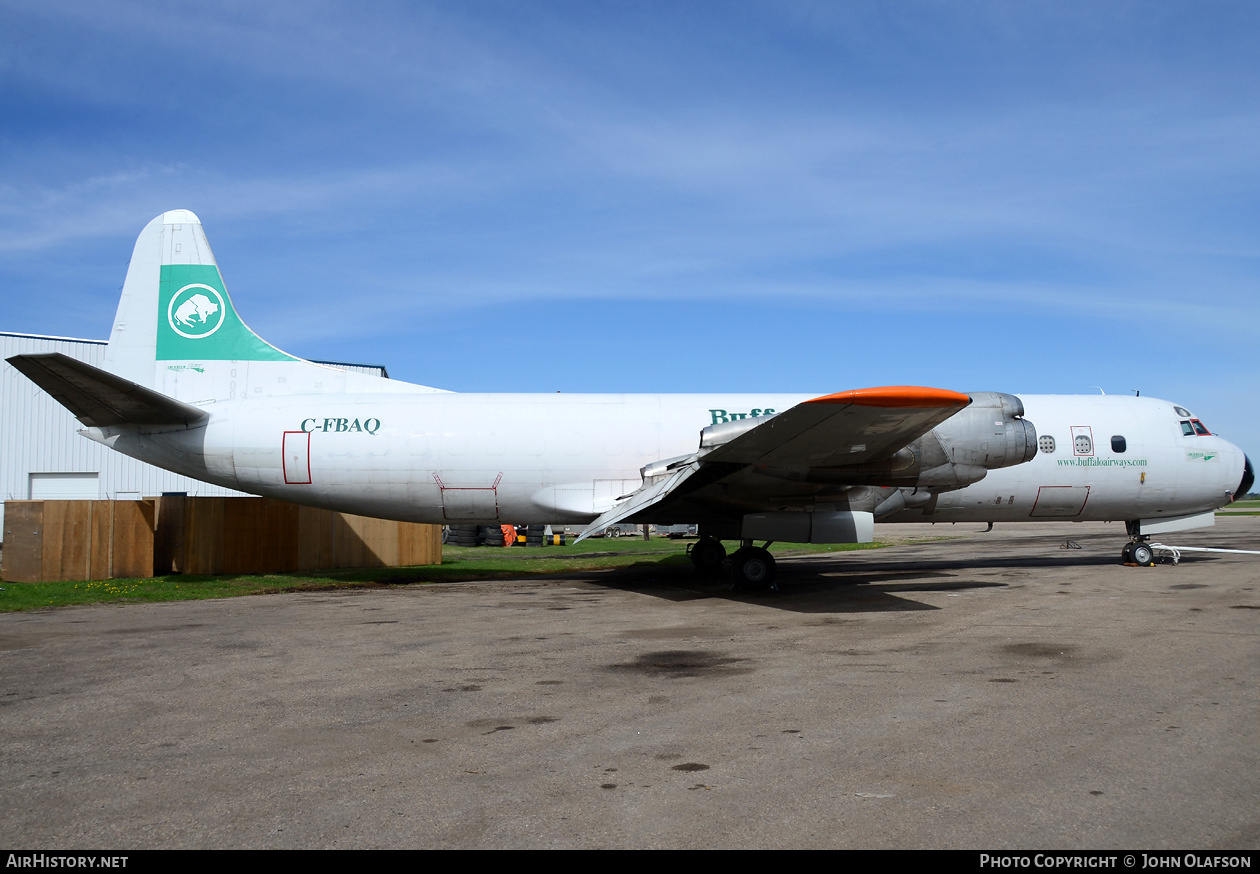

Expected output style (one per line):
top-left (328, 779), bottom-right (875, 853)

top-left (1122, 520), bottom-right (1156, 567)
top-left (1122, 540), bottom-right (1155, 567)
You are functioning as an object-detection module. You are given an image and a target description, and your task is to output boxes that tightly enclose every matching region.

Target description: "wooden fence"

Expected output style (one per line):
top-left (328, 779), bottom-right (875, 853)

top-left (2, 498), bottom-right (441, 582)
top-left (2, 500), bottom-right (155, 583)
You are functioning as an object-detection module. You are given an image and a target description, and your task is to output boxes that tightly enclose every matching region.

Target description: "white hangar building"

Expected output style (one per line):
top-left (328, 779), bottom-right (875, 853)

top-left (1, 331), bottom-right (388, 533)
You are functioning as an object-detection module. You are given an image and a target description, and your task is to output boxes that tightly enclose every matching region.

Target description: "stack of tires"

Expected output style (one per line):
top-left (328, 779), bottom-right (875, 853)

top-left (525, 524), bottom-right (546, 547)
top-left (448, 525), bottom-right (479, 547)
top-left (446, 524), bottom-right (511, 547)
top-left (478, 525), bottom-right (505, 547)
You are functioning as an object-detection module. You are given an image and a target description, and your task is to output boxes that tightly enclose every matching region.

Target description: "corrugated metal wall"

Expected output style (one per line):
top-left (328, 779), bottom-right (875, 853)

top-left (0, 332), bottom-right (388, 532)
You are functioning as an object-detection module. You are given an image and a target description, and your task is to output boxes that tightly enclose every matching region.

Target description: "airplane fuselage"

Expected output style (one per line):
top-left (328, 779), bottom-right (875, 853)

top-left (97, 391), bottom-right (1245, 528)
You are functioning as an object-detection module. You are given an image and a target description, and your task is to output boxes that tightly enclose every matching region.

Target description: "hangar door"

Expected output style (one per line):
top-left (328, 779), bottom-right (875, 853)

top-left (28, 472), bottom-right (100, 500)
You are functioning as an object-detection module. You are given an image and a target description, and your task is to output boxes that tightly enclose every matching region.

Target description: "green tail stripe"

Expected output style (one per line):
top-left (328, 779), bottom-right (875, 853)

top-left (156, 265), bottom-right (296, 362)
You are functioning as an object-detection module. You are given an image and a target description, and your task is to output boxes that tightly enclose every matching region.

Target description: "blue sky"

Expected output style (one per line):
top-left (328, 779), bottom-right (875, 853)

top-left (2, 1), bottom-right (1258, 456)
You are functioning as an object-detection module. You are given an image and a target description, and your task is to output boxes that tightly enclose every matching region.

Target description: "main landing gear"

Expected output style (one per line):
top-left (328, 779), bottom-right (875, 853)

top-left (690, 537), bottom-right (777, 591)
top-left (688, 537), bottom-right (727, 575)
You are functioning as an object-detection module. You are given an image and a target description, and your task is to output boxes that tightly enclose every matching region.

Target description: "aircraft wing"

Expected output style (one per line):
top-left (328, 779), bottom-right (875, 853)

top-left (7, 352), bottom-right (209, 428)
top-left (574, 386), bottom-right (970, 542)
top-left (702, 386), bottom-right (970, 467)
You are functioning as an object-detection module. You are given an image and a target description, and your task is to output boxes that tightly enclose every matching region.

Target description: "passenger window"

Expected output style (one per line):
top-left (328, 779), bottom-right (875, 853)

top-left (1038, 435), bottom-right (1056, 454)
top-left (1191, 419), bottom-right (1210, 436)
top-left (1111, 435), bottom-right (1126, 453)
top-left (1181, 421), bottom-right (1195, 436)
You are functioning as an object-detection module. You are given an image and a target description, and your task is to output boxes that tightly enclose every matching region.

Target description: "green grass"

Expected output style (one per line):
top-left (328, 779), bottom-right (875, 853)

top-left (1224, 499), bottom-right (1260, 508)
top-left (0, 536), bottom-right (920, 612)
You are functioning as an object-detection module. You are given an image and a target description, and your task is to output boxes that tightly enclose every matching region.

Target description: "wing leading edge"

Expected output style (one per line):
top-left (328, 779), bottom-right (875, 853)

top-left (574, 385), bottom-right (971, 542)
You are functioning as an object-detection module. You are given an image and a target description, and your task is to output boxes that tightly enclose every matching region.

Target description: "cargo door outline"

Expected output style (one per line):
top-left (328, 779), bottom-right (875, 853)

top-left (1029, 485), bottom-right (1090, 517)
top-left (283, 431), bottom-right (312, 484)
top-left (434, 472), bottom-right (502, 520)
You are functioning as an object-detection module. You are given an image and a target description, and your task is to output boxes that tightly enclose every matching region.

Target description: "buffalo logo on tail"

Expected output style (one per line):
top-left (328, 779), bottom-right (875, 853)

top-left (167, 284), bottom-right (226, 339)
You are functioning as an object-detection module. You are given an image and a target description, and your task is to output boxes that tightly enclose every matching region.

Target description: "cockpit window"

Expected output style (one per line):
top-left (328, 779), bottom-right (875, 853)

top-left (1181, 420), bottom-right (1195, 436)
top-left (1191, 419), bottom-right (1210, 436)
top-left (1180, 419), bottom-right (1212, 436)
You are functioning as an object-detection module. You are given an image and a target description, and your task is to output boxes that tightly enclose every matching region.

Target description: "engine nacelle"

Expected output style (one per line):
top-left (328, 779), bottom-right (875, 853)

top-left (932, 391), bottom-right (1037, 473)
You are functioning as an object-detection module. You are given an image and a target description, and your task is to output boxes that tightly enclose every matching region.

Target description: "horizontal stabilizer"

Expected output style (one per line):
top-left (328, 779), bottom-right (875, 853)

top-left (8, 352), bottom-right (209, 428)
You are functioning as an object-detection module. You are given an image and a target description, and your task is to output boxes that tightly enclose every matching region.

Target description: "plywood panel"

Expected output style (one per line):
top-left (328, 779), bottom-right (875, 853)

top-left (398, 522), bottom-right (441, 567)
top-left (89, 501), bottom-right (113, 582)
top-left (182, 497), bottom-right (224, 575)
top-left (2, 501), bottom-right (44, 583)
top-left (40, 500), bottom-right (67, 581)
top-left (111, 500), bottom-right (154, 579)
top-left (222, 498), bottom-right (266, 573)
top-left (331, 513), bottom-right (370, 568)
top-left (342, 514), bottom-right (396, 567)
top-left (221, 498), bottom-right (299, 573)
top-left (66, 501), bottom-right (94, 580)
top-left (297, 505), bottom-right (335, 571)
top-left (268, 499), bottom-right (301, 572)
top-left (42, 500), bottom-right (94, 582)
top-left (154, 496), bottom-right (186, 575)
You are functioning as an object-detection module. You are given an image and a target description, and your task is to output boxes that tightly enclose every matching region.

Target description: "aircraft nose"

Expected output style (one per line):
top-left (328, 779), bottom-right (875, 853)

top-left (1238, 453), bottom-right (1255, 501)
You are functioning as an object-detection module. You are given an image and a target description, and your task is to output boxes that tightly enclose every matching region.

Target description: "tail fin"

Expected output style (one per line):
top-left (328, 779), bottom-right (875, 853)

top-left (101, 211), bottom-right (435, 402)
top-left (104, 210), bottom-right (299, 391)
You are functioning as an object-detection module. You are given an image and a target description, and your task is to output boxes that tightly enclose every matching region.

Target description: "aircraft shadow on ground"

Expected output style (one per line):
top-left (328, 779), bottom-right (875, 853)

top-left (592, 562), bottom-right (1009, 613)
top-left (579, 540), bottom-right (1226, 612)
top-left (792, 552), bottom-right (1119, 574)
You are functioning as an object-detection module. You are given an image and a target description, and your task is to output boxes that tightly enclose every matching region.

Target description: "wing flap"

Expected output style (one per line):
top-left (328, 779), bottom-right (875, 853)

top-left (573, 461), bottom-right (702, 544)
top-left (8, 352), bottom-right (209, 428)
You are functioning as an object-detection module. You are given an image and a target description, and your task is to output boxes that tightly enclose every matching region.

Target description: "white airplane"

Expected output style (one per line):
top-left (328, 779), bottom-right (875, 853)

top-left (9, 211), bottom-right (1253, 587)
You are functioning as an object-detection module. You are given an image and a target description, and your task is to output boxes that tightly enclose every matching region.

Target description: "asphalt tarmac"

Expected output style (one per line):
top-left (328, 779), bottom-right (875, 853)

top-left (2, 518), bottom-right (1257, 849)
